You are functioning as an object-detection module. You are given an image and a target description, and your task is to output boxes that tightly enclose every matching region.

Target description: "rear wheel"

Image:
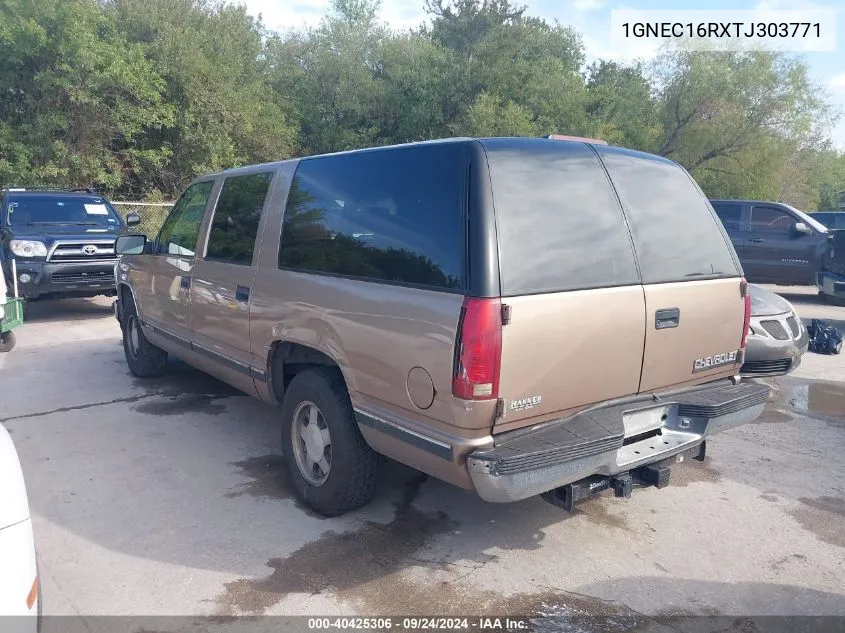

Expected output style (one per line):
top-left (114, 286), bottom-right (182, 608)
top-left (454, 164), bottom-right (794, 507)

top-left (281, 367), bottom-right (379, 516)
top-left (122, 299), bottom-right (167, 377)
top-left (0, 331), bottom-right (15, 353)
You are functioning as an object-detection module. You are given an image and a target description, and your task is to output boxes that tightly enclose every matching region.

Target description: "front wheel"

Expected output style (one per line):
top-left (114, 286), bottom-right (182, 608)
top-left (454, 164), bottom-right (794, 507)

top-left (281, 367), bottom-right (380, 516)
top-left (0, 331), bottom-right (16, 352)
top-left (122, 302), bottom-right (168, 377)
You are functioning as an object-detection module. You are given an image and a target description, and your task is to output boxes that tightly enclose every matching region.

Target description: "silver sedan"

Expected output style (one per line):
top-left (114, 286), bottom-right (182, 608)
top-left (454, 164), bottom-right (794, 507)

top-left (741, 285), bottom-right (809, 377)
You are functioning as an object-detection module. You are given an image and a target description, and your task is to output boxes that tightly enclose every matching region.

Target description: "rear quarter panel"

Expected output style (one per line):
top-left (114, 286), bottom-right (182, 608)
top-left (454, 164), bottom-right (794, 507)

top-left (249, 270), bottom-right (493, 436)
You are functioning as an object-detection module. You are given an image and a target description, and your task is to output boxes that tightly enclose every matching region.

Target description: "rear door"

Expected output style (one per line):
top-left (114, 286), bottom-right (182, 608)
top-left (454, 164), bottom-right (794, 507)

top-left (595, 146), bottom-right (746, 393)
top-left (482, 139), bottom-right (646, 432)
top-left (189, 170), bottom-right (275, 396)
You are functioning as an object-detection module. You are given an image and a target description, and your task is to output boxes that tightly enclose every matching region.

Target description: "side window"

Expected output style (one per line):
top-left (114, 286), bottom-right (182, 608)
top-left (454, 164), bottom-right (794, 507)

top-left (205, 172), bottom-right (273, 265)
top-left (595, 146), bottom-right (739, 284)
top-left (750, 207), bottom-right (793, 233)
top-left (711, 203), bottom-right (742, 230)
top-left (278, 144), bottom-right (465, 290)
top-left (156, 181), bottom-right (214, 256)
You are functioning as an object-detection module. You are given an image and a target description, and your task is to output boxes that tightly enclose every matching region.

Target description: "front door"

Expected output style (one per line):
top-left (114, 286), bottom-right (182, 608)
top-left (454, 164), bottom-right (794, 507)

top-left (133, 180), bottom-right (215, 350)
top-left (189, 170), bottom-right (275, 396)
top-left (746, 205), bottom-right (814, 284)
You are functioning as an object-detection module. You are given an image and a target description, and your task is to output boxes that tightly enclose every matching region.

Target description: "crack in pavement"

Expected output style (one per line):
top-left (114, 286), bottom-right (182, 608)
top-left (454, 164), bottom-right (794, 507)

top-left (0, 393), bottom-right (152, 423)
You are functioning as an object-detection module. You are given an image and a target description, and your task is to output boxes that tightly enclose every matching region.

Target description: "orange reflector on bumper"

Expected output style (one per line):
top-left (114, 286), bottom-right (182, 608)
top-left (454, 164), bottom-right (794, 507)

top-left (26, 576), bottom-right (38, 610)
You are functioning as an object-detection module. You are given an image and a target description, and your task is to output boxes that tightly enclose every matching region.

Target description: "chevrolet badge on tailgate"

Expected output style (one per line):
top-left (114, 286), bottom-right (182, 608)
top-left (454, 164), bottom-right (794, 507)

top-left (693, 351), bottom-right (737, 373)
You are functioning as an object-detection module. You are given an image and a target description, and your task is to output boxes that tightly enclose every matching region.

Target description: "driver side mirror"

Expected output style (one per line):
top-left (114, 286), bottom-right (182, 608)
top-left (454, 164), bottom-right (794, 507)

top-left (792, 221), bottom-right (811, 236)
top-left (125, 213), bottom-right (141, 227)
top-left (116, 234), bottom-right (147, 255)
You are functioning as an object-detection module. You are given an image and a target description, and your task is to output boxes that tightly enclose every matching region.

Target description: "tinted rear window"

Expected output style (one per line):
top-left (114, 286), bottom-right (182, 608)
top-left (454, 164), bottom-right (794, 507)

top-left (595, 146), bottom-right (739, 284)
top-left (279, 143), bottom-right (466, 290)
top-left (482, 139), bottom-right (640, 295)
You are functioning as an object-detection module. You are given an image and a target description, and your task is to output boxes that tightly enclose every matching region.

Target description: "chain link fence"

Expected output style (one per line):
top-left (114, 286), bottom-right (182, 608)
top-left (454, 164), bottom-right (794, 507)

top-left (111, 201), bottom-right (173, 236)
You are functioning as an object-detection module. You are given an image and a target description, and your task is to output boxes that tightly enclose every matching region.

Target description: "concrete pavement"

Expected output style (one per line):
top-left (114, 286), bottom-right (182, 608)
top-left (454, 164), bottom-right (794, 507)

top-left (1, 288), bottom-right (843, 627)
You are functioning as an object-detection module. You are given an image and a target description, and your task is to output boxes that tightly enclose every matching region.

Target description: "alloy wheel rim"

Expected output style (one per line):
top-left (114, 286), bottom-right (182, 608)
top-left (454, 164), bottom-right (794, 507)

top-left (290, 400), bottom-right (332, 486)
top-left (128, 317), bottom-right (141, 358)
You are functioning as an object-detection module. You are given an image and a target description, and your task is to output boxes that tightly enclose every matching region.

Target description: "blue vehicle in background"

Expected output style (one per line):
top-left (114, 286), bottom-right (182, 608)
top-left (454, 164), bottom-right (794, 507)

top-left (811, 211), bottom-right (845, 230)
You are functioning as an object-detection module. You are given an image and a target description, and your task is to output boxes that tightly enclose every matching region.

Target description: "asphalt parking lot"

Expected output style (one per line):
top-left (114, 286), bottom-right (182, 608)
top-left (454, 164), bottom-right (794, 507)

top-left (1, 286), bottom-right (843, 628)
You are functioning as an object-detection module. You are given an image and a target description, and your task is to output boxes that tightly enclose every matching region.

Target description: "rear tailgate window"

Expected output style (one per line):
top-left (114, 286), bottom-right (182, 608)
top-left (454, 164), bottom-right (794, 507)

top-left (595, 146), bottom-right (740, 284)
top-left (481, 138), bottom-right (640, 295)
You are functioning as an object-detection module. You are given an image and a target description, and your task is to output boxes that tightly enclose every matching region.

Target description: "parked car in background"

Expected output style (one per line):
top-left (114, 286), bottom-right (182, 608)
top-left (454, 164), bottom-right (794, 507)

top-left (0, 423), bottom-right (40, 631)
top-left (710, 199), bottom-right (829, 285)
top-left (114, 137), bottom-right (770, 516)
top-left (741, 285), bottom-right (808, 376)
top-left (812, 211), bottom-right (845, 230)
top-left (1, 188), bottom-right (140, 303)
top-left (818, 228), bottom-right (845, 305)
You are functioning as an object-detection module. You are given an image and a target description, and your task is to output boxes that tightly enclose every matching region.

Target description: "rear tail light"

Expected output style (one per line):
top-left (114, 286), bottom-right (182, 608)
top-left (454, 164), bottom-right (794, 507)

top-left (740, 277), bottom-right (751, 350)
top-left (452, 298), bottom-right (502, 400)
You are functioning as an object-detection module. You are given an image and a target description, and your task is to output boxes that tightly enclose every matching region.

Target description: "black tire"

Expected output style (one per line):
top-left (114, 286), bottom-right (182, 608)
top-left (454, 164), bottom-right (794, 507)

top-left (122, 298), bottom-right (168, 377)
top-left (0, 330), bottom-right (15, 352)
top-left (281, 367), bottom-right (379, 516)
top-left (822, 292), bottom-right (845, 307)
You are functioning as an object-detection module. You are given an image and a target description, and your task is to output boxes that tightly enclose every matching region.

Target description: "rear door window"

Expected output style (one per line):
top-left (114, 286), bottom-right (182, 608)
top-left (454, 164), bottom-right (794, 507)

top-left (750, 206), bottom-right (793, 233)
top-left (482, 138), bottom-right (640, 295)
top-left (279, 143), bottom-right (466, 290)
top-left (205, 172), bottom-right (274, 265)
top-left (711, 202), bottom-right (743, 230)
top-left (595, 146), bottom-right (739, 284)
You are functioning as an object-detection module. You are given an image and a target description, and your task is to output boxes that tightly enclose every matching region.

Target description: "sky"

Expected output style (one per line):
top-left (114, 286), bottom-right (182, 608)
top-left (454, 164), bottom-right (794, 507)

top-left (238, 0), bottom-right (845, 149)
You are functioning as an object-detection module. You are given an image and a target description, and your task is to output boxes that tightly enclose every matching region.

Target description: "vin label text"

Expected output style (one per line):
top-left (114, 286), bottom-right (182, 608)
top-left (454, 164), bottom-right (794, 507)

top-left (610, 9), bottom-right (837, 53)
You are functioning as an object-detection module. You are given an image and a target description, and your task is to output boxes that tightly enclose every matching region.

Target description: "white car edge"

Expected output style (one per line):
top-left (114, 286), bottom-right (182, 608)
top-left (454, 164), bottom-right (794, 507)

top-left (0, 422), bottom-right (40, 632)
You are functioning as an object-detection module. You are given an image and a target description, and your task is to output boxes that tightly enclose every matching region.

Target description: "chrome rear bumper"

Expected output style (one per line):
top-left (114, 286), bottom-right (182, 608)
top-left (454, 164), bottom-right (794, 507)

top-left (468, 380), bottom-right (770, 503)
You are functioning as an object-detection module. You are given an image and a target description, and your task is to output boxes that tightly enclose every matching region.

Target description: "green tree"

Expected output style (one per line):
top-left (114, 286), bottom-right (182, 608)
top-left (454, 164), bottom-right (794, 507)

top-left (586, 60), bottom-right (660, 149)
top-left (653, 51), bottom-right (831, 173)
top-left (0, 0), bottom-right (173, 190)
top-left (110, 0), bottom-right (298, 196)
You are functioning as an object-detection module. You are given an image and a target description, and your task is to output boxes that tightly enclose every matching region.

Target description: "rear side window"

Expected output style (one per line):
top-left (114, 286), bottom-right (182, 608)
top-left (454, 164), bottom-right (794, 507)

top-left (482, 139), bottom-right (640, 295)
top-left (596, 146), bottom-right (739, 284)
top-left (711, 202), bottom-right (742, 230)
top-left (279, 143), bottom-right (466, 290)
top-left (206, 172), bottom-right (273, 265)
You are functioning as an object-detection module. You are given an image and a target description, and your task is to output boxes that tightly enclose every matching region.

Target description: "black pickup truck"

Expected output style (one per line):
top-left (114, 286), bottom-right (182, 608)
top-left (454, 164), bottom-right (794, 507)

top-left (1, 188), bottom-right (139, 301)
top-left (709, 199), bottom-right (830, 285)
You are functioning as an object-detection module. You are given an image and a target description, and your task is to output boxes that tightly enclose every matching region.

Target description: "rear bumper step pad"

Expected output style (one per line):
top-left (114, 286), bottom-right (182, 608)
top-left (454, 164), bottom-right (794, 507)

top-left (468, 380), bottom-right (770, 502)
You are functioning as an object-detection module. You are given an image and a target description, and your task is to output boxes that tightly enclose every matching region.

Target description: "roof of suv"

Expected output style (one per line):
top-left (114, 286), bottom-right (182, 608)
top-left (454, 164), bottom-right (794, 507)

top-left (202, 136), bottom-right (627, 180)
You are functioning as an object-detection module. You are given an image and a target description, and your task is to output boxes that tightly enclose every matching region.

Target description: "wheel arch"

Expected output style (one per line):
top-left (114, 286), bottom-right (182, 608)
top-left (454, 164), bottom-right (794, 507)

top-left (265, 340), bottom-right (354, 406)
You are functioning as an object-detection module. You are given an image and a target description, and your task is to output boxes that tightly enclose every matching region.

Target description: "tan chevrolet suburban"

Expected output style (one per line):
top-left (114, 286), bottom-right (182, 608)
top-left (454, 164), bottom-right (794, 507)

top-left (114, 137), bottom-right (770, 516)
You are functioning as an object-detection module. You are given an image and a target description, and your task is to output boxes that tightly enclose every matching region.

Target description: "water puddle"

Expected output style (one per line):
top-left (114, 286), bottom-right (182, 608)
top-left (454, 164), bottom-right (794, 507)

top-left (770, 379), bottom-right (845, 422)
